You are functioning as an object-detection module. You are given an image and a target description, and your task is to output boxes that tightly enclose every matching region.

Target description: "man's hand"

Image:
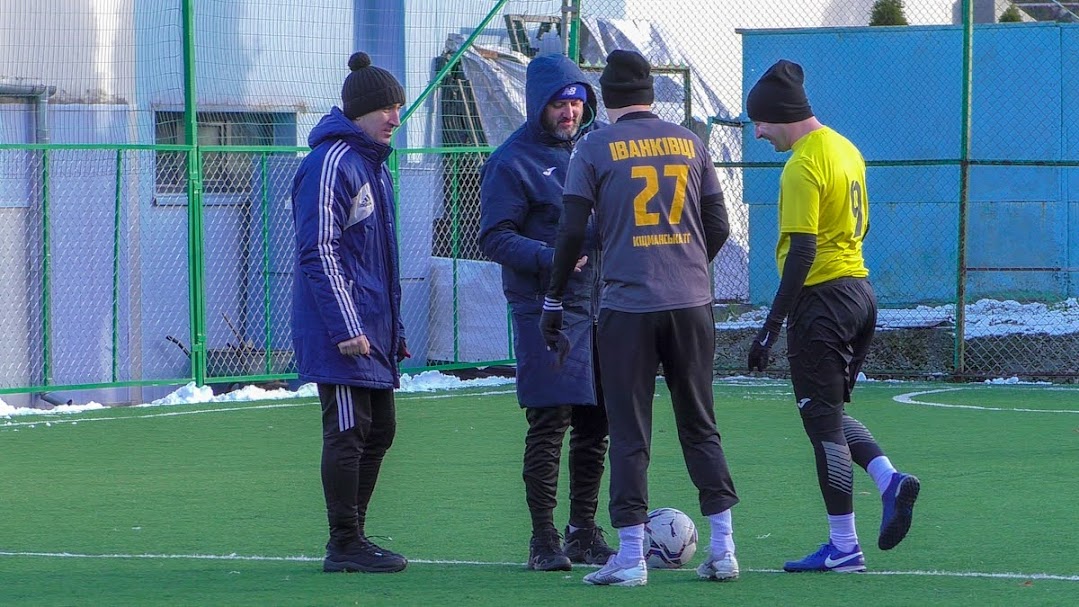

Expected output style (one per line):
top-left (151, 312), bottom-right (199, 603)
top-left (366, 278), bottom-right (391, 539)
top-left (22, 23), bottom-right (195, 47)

top-left (574, 255), bottom-right (588, 272)
top-left (338, 334), bottom-right (370, 357)
top-left (396, 339), bottom-right (411, 363)
top-left (747, 326), bottom-right (779, 372)
top-left (539, 297), bottom-right (569, 366)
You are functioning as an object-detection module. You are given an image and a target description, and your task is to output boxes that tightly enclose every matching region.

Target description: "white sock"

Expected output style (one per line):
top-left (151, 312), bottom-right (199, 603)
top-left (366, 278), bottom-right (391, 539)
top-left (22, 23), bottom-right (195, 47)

top-left (867, 456), bottom-right (898, 494)
top-left (828, 513), bottom-right (859, 552)
top-left (615, 524), bottom-right (645, 566)
top-left (567, 524), bottom-right (580, 535)
top-left (708, 509), bottom-right (735, 557)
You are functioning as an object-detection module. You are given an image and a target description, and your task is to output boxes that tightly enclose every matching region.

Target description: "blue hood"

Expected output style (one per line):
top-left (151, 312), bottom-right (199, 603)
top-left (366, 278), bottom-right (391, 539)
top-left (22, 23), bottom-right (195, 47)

top-left (524, 54), bottom-right (598, 143)
top-left (308, 107), bottom-right (392, 164)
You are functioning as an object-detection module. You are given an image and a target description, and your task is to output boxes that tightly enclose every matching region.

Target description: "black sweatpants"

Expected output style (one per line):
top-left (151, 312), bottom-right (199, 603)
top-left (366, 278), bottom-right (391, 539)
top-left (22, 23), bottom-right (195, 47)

top-left (522, 332), bottom-right (608, 532)
top-left (318, 384), bottom-right (396, 545)
top-left (523, 404), bottom-right (609, 532)
top-left (597, 303), bottom-right (739, 528)
top-left (787, 277), bottom-right (882, 515)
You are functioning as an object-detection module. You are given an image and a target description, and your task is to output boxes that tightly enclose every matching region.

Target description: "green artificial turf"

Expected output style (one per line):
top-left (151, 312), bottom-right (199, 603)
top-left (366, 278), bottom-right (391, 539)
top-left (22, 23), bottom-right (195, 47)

top-left (1, 381), bottom-right (1075, 606)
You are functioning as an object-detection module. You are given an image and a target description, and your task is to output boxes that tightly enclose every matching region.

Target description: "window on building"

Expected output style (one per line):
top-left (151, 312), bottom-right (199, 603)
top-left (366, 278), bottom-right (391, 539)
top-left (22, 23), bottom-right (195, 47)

top-left (155, 112), bottom-right (285, 199)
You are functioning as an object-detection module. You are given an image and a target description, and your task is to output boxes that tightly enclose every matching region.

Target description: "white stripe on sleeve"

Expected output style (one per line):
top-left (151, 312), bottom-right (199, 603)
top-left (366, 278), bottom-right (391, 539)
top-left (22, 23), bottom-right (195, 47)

top-left (317, 141), bottom-right (364, 337)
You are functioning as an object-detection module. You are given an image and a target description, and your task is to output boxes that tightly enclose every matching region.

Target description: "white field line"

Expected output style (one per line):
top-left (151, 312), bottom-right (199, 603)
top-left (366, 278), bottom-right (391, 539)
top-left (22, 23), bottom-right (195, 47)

top-left (402, 389), bottom-right (516, 400)
top-left (0, 550), bottom-right (517, 567)
top-left (0, 402), bottom-right (309, 429)
top-left (0, 389), bottom-right (519, 430)
top-left (6, 384), bottom-right (1076, 430)
top-left (893, 389), bottom-right (1079, 414)
top-left (0, 550), bottom-right (1076, 582)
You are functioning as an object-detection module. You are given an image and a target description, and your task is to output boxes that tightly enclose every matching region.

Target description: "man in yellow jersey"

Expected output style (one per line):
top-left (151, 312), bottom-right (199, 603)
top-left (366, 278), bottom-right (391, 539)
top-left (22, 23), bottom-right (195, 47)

top-left (744, 60), bottom-right (920, 573)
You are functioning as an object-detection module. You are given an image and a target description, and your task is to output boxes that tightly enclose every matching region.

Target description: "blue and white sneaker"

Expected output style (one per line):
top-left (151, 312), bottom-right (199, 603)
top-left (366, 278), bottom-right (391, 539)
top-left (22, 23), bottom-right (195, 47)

top-left (582, 555), bottom-right (648, 586)
top-left (783, 542), bottom-right (866, 573)
top-left (879, 472), bottom-right (921, 550)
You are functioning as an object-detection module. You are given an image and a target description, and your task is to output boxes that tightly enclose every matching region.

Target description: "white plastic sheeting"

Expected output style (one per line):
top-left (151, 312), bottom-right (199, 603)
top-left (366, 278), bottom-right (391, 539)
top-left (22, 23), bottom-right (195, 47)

top-left (443, 16), bottom-right (738, 148)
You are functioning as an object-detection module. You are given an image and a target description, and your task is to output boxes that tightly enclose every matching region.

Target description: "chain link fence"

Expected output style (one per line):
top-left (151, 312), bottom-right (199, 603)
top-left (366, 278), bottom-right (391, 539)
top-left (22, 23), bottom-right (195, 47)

top-left (580, 0), bottom-right (1079, 380)
top-left (1, 0), bottom-right (1076, 405)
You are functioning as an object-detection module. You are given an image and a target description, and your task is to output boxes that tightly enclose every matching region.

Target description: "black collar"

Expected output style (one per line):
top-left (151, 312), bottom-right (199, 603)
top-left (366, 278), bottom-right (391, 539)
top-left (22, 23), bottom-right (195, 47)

top-left (616, 111), bottom-right (658, 122)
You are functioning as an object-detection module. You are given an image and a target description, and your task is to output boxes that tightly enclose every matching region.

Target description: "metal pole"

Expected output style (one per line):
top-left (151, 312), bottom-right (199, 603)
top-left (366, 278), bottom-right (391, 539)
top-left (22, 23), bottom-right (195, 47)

top-left (182, 0), bottom-right (207, 385)
top-left (450, 154), bottom-right (461, 363)
top-left (682, 67), bottom-right (692, 127)
top-left (260, 153), bottom-right (273, 374)
top-left (113, 150), bottom-right (123, 382)
top-left (41, 150), bottom-right (51, 386)
top-left (567, 0), bottom-right (581, 62)
top-left (506, 305), bottom-right (514, 359)
top-left (955, 0), bottom-right (974, 376)
top-left (561, 0), bottom-right (575, 57)
top-left (389, 148), bottom-right (401, 247)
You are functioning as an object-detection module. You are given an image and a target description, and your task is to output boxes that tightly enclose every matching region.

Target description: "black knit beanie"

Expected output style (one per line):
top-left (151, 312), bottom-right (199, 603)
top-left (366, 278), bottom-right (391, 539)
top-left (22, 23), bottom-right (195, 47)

top-left (341, 52), bottom-right (405, 120)
top-left (746, 60), bottom-right (814, 124)
top-left (600, 50), bottom-right (654, 109)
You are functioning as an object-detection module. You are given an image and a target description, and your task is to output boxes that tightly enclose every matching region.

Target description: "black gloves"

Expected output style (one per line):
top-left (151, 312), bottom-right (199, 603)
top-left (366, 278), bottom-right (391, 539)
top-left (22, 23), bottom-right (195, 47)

top-left (539, 297), bottom-right (570, 366)
top-left (748, 325), bottom-right (780, 372)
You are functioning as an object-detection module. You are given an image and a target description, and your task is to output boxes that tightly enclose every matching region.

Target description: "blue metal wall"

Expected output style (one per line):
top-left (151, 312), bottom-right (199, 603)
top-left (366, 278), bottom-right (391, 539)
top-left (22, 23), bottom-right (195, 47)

top-left (742, 23), bottom-right (1078, 306)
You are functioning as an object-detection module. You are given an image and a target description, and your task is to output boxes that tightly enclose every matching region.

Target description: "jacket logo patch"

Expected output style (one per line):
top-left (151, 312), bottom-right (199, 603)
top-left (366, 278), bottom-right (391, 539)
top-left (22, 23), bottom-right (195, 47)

top-left (346, 182), bottom-right (375, 229)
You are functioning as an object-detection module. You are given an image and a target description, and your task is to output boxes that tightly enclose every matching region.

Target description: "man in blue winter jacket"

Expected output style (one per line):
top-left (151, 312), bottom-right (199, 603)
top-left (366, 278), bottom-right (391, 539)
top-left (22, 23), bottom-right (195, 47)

top-left (478, 53), bottom-right (615, 572)
top-left (291, 51), bottom-right (410, 574)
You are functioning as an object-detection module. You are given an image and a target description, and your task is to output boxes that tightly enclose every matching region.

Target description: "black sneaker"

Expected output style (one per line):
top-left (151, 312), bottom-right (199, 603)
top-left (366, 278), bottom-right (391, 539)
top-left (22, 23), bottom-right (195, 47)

top-left (527, 528), bottom-right (572, 571)
top-left (362, 536), bottom-right (407, 562)
top-left (323, 536), bottom-right (408, 573)
top-left (563, 525), bottom-right (617, 565)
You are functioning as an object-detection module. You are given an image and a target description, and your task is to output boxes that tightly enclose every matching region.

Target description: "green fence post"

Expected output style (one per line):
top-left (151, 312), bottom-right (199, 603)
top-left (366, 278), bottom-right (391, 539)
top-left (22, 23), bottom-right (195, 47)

top-left (41, 149), bottom-right (51, 386)
top-left (260, 152), bottom-right (273, 374)
top-left (568, 0), bottom-right (581, 62)
top-left (113, 149), bottom-right (123, 382)
top-left (449, 153), bottom-right (461, 363)
top-left (389, 149), bottom-right (401, 242)
top-left (506, 304), bottom-right (514, 359)
top-left (682, 67), bottom-right (692, 127)
top-left (182, 0), bottom-right (207, 386)
top-left (955, 0), bottom-right (973, 377)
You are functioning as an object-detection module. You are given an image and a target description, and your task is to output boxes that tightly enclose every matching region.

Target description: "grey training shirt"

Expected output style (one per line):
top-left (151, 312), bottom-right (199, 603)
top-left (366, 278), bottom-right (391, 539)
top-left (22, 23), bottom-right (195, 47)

top-left (561, 113), bottom-right (722, 313)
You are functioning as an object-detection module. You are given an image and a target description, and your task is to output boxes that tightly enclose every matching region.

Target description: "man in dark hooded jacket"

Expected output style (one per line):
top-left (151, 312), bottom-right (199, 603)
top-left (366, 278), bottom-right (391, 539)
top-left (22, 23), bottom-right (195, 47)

top-left (478, 53), bottom-right (615, 572)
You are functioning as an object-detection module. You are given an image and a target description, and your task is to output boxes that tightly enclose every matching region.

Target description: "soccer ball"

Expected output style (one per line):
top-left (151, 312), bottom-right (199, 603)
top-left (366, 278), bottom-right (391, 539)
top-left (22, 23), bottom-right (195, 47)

top-left (644, 507), bottom-right (698, 569)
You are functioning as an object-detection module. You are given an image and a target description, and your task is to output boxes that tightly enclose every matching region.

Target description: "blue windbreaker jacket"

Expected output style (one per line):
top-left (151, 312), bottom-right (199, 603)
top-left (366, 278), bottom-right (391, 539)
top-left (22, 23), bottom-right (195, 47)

top-left (478, 54), bottom-right (601, 407)
top-left (291, 107), bottom-right (404, 389)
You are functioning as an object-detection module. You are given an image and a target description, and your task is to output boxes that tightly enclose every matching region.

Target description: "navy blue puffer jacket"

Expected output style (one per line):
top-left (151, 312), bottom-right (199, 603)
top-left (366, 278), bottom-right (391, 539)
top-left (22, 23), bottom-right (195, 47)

top-left (291, 107), bottom-right (404, 389)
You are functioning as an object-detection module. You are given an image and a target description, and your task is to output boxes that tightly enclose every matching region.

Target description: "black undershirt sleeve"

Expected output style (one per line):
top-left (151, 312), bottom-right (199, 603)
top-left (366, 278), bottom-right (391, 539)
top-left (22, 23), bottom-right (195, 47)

top-left (764, 232), bottom-right (817, 334)
top-left (701, 193), bottom-right (729, 262)
top-left (546, 194), bottom-right (593, 300)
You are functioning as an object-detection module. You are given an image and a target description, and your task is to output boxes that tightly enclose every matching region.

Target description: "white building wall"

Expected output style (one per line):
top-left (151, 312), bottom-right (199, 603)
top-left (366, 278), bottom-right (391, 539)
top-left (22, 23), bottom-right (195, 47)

top-left (0, 0), bottom-right (134, 103)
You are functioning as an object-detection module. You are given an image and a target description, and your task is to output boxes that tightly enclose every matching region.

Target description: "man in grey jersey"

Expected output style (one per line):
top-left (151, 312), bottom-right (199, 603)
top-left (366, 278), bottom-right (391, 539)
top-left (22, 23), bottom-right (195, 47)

top-left (542, 49), bottom-right (740, 587)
